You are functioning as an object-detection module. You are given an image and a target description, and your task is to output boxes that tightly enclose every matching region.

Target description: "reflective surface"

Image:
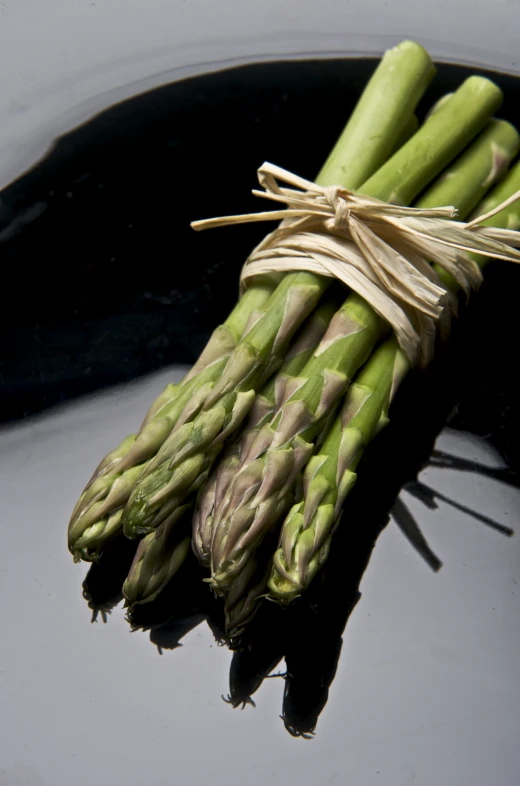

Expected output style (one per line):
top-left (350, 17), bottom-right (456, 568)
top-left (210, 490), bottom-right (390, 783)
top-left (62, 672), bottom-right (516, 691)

top-left (1, 58), bottom-right (520, 785)
top-left (3, 58), bottom-right (520, 422)
top-left (1, 371), bottom-right (519, 785)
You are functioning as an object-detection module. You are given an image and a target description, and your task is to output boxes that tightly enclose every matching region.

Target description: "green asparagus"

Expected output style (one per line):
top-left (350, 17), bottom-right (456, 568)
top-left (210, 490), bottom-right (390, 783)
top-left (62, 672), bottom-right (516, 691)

top-left (269, 137), bottom-right (520, 602)
top-left (224, 545), bottom-right (273, 643)
top-left (318, 41), bottom-right (434, 188)
top-left (192, 300), bottom-right (337, 565)
top-left (120, 42), bottom-right (437, 540)
top-left (122, 505), bottom-right (192, 609)
top-left (270, 338), bottom-right (407, 601)
top-left (207, 78), bottom-right (505, 593)
top-left (68, 282), bottom-right (274, 561)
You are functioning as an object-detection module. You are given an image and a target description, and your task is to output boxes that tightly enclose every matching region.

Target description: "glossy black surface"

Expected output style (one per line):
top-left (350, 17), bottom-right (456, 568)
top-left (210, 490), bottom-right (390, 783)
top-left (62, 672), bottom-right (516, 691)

top-left (1, 59), bottom-right (520, 786)
top-left (1, 58), bottom-right (520, 429)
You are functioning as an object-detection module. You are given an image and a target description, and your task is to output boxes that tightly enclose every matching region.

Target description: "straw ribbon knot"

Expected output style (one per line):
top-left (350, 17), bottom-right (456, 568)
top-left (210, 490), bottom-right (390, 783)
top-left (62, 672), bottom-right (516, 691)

top-left (191, 162), bottom-right (520, 366)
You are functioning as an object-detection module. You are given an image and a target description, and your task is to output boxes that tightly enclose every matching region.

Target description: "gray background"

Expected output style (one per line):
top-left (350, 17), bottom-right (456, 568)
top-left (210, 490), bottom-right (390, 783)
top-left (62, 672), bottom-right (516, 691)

top-left (1, 3), bottom-right (520, 784)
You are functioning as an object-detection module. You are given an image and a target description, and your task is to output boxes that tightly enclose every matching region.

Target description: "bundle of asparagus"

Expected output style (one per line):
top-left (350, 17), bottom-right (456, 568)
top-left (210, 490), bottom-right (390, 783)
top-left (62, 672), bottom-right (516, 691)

top-left (69, 40), bottom-right (520, 646)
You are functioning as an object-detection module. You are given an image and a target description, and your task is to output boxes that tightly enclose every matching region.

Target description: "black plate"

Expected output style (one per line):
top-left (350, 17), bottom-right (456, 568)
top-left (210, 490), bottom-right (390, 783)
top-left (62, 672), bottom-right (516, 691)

top-left (1, 59), bottom-right (519, 786)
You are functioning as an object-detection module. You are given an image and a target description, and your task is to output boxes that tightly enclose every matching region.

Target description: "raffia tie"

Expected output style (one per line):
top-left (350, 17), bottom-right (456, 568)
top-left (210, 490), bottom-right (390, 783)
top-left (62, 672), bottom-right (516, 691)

top-left (191, 163), bottom-right (520, 365)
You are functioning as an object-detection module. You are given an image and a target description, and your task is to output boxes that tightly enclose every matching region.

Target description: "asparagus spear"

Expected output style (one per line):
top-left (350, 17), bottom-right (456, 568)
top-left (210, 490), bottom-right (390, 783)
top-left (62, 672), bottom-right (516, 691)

top-left (193, 113), bottom-right (495, 571)
top-left (192, 300), bottom-right (337, 565)
top-left (68, 282), bottom-right (274, 561)
top-left (139, 383), bottom-right (177, 431)
top-left (122, 505), bottom-right (192, 609)
top-left (270, 338), bottom-right (407, 601)
top-left (112, 45), bottom-right (436, 600)
top-left (223, 543), bottom-right (274, 643)
top-left (207, 78), bottom-right (505, 593)
top-left (269, 144), bottom-right (520, 602)
top-left (122, 303), bottom-right (339, 607)
top-left (318, 41), bottom-right (434, 188)
top-left (417, 118), bottom-right (517, 218)
top-left (119, 43), bottom-right (439, 539)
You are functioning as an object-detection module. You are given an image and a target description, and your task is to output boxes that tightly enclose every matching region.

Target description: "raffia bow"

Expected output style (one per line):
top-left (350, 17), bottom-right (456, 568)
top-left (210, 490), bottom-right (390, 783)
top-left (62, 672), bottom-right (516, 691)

top-left (191, 163), bottom-right (520, 365)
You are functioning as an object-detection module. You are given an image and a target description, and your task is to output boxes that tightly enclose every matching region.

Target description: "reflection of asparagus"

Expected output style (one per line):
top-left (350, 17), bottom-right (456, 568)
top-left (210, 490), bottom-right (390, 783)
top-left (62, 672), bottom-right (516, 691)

top-left (193, 301), bottom-right (336, 565)
top-left (149, 614), bottom-right (207, 655)
top-left (270, 145), bottom-right (520, 603)
top-left (120, 42), bottom-right (436, 539)
top-left (281, 620), bottom-right (347, 739)
top-left (225, 615), bottom-right (285, 708)
top-left (82, 536), bottom-right (138, 622)
top-left (208, 79), bottom-right (505, 593)
top-left (68, 282), bottom-right (274, 561)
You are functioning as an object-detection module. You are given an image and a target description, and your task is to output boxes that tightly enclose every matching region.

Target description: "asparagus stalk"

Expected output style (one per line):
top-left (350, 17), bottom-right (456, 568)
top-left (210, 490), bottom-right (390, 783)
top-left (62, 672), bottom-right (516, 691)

top-left (270, 338), bottom-right (407, 601)
top-left (192, 105), bottom-right (452, 573)
top-left (223, 544), bottom-right (274, 643)
top-left (122, 505), bottom-right (192, 609)
top-left (123, 302), bottom-right (339, 607)
top-left (467, 160), bottom-right (520, 235)
top-left (417, 118), bottom-right (517, 218)
top-left (269, 141), bottom-right (520, 602)
top-left (318, 41), bottom-right (434, 187)
top-left (119, 43), bottom-right (439, 539)
top-left (139, 383), bottom-right (177, 431)
top-left (207, 78), bottom-right (505, 593)
top-left (359, 76), bottom-right (503, 204)
top-left (103, 302), bottom-right (334, 608)
top-left (246, 299), bottom-right (339, 429)
top-left (209, 293), bottom-right (382, 590)
top-left (125, 553), bottom-right (208, 630)
top-left (68, 283), bottom-right (274, 561)
top-left (192, 300), bottom-right (337, 565)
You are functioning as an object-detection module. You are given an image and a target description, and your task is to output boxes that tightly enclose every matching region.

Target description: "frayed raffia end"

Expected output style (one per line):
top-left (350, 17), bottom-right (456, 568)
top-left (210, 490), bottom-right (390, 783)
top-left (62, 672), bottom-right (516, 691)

top-left (191, 163), bottom-right (520, 366)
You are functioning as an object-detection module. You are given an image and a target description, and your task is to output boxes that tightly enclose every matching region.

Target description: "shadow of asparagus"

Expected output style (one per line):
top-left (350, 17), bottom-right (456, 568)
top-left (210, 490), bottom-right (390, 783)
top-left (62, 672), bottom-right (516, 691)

top-left (82, 536), bottom-right (138, 622)
top-left (82, 533), bottom-right (218, 651)
top-left (429, 448), bottom-right (519, 489)
top-left (126, 553), bottom-right (217, 651)
top-left (223, 602), bottom-right (287, 709)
